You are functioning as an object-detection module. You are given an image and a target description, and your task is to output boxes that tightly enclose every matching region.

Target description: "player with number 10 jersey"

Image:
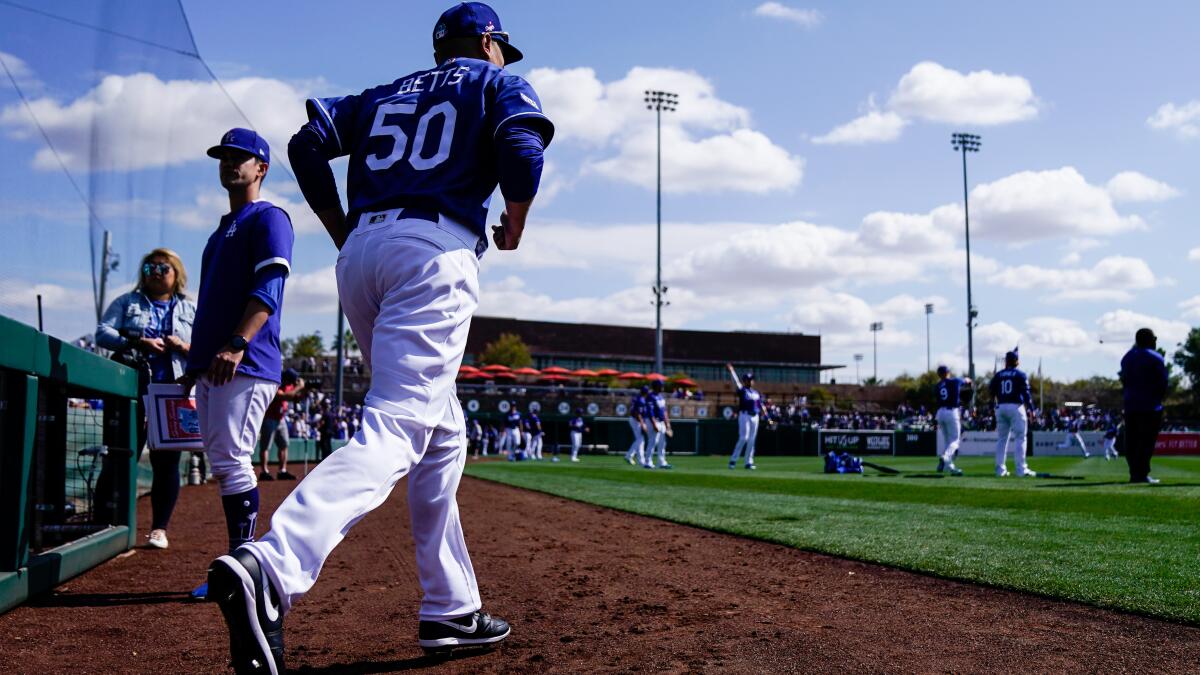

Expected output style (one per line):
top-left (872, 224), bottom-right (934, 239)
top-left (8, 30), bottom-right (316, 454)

top-left (302, 57), bottom-right (552, 244)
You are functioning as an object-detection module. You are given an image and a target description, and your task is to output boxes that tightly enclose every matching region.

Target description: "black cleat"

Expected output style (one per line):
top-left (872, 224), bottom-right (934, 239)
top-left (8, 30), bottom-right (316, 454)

top-left (258, 471), bottom-right (275, 482)
top-left (276, 470), bottom-right (297, 481)
top-left (937, 459), bottom-right (946, 473)
top-left (208, 548), bottom-right (285, 675)
top-left (418, 610), bottom-right (511, 653)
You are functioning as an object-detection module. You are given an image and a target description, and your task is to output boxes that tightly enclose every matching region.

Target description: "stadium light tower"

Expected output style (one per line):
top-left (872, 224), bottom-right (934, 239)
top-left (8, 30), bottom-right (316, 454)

top-left (853, 353), bottom-right (864, 384)
top-left (646, 90), bottom-right (678, 374)
top-left (925, 303), bottom-right (934, 373)
top-left (951, 132), bottom-right (981, 401)
top-left (869, 322), bottom-right (883, 383)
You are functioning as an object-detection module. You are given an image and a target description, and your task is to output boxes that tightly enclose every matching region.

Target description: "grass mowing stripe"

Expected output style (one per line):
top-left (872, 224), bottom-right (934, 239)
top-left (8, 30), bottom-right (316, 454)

top-left (466, 455), bottom-right (1200, 624)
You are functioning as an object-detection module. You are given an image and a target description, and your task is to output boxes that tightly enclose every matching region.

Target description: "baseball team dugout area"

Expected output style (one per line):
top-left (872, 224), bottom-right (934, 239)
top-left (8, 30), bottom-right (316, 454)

top-left (0, 315), bottom-right (141, 614)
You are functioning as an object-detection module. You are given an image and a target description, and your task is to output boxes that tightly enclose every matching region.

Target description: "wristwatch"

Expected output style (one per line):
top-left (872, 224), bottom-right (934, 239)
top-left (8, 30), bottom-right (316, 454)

top-left (229, 335), bottom-right (249, 352)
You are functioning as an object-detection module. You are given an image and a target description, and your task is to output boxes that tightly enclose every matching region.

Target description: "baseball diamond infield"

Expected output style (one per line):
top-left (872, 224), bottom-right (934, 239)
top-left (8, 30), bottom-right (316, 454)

top-left (1, 466), bottom-right (1198, 673)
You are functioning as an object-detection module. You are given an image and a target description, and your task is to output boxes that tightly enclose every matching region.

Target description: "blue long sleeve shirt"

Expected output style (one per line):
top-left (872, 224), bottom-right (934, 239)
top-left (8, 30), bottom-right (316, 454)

top-left (1120, 347), bottom-right (1168, 412)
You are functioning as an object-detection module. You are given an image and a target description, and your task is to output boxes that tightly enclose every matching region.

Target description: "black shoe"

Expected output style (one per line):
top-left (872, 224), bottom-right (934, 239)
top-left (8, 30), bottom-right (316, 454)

top-left (258, 471), bottom-right (275, 482)
top-left (937, 459), bottom-right (946, 473)
top-left (276, 470), bottom-right (297, 481)
top-left (208, 548), bottom-right (285, 675)
top-left (418, 610), bottom-right (511, 652)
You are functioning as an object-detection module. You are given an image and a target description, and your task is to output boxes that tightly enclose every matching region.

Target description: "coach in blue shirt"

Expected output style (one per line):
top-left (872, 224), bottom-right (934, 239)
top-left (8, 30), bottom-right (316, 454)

top-left (1120, 328), bottom-right (1169, 483)
top-left (186, 128), bottom-right (294, 579)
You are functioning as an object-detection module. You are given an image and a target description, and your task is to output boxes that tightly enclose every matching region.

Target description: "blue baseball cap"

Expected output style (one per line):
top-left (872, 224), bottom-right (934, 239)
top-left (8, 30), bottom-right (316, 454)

top-left (433, 2), bottom-right (523, 65)
top-left (207, 128), bottom-right (270, 164)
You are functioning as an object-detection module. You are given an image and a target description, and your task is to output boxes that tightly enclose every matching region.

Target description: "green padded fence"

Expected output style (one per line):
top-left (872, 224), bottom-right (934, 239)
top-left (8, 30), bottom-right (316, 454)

top-left (0, 314), bottom-right (139, 614)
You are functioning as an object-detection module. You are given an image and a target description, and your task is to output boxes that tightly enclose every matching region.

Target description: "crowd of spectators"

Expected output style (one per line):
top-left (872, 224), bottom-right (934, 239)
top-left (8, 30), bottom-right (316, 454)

top-left (281, 390), bottom-right (364, 443)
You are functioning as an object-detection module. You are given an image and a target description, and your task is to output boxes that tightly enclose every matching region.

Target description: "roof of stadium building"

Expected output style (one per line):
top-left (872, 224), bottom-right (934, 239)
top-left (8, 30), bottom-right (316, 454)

top-left (467, 316), bottom-right (841, 370)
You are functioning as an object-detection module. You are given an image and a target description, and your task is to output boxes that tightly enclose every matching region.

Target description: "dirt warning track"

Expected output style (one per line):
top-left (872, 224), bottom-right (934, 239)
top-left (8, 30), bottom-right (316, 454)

top-left (2, 466), bottom-right (1198, 673)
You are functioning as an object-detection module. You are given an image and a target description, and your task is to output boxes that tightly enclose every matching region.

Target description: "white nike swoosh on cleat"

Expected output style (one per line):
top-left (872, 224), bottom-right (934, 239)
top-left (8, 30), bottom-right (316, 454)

top-left (436, 617), bottom-right (477, 633)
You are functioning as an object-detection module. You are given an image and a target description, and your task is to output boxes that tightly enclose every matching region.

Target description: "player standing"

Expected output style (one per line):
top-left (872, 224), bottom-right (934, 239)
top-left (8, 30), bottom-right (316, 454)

top-left (645, 379), bottom-right (673, 469)
top-left (625, 386), bottom-right (648, 466)
top-left (1102, 421), bottom-right (1120, 460)
top-left (526, 409), bottom-right (544, 460)
top-left (990, 350), bottom-right (1036, 477)
top-left (501, 403), bottom-right (522, 461)
top-left (934, 365), bottom-right (968, 476)
top-left (727, 364), bottom-right (762, 470)
top-left (257, 368), bottom-right (307, 481)
top-left (568, 407), bottom-right (588, 462)
top-left (206, 4), bottom-right (552, 669)
top-left (186, 128), bottom-right (294, 600)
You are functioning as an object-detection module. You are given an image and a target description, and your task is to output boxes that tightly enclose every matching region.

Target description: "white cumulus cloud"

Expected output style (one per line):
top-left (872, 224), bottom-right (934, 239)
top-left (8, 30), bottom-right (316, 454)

top-left (811, 110), bottom-right (907, 145)
top-left (753, 2), bottom-right (823, 28)
top-left (986, 256), bottom-right (1157, 302)
top-left (1147, 100), bottom-right (1200, 140)
top-left (1096, 310), bottom-right (1189, 350)
top-left (526, 66), bottom-right (803, 194)
top-left (1180, 296), bottom-right (1200, 321)
top-left (1105, 171), bottom-right (1181, 203)
top-left (0, 73), bottom-right (311, 172)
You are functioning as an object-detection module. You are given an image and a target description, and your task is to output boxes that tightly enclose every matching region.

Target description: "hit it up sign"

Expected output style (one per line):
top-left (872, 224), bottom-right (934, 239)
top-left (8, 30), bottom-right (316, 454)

top-left (818, 430), bottom-right (894, 455)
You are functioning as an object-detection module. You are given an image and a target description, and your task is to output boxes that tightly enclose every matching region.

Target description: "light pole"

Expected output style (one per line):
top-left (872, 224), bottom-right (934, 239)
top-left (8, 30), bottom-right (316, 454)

top-left (925, 303), bottom-right (934, 373)
top-left (869, 322), bottom-right (883, 383)
top-left (951, 132), bottom-right (981, 403)
top-left (854, 353), bottom-right (863, 384)
top-left (646, 89), bottom-right (677, 374)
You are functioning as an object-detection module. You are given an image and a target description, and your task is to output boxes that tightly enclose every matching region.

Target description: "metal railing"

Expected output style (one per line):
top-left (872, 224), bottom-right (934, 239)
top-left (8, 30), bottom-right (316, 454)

top-left (0, 314), bottom-right (140, 613)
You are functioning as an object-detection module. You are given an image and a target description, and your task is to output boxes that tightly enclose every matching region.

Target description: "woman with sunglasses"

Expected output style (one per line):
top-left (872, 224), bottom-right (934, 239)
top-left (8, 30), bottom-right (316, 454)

top-left (95, 248), bottom-right (196, 549)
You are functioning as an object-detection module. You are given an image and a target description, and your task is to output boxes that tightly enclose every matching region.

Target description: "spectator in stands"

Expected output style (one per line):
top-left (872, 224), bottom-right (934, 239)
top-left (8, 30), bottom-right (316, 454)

top-left (1120, 328), bottom-right (1169, 484)
top-left (95, 248), bottom-right (195, 550)
top-left (257, 368), bottom-right (307, 481)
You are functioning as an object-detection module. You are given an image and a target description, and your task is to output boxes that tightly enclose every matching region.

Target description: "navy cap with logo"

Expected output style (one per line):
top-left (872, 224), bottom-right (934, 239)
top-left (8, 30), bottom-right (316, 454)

top-left (433, 2), bottom-right (523, 65)
top-left (207, 127), bottom-right (270, 165)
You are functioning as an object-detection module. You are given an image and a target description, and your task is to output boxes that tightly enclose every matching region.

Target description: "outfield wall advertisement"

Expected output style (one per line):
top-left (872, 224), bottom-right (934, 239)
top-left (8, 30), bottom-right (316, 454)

top-left (1030, 431), bottom-right (1106, 456)
top-left (1156, 433), bottom-right (1200, 455)
top-left (818, 430), bottom-right (894, 455)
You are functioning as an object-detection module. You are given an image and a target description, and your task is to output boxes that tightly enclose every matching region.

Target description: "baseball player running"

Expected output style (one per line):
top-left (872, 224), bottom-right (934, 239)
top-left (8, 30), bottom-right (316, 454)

top-left (625, 386), bottom-right (648, 466)
top-left (934, 365), bottom-right (969, 476)
top-left (568, 407), bottom-right (588, 462)
top-left (205, 4), bottom-right (552, 670)
top-left (1057, 415), bottom-right (1090, 458)
top-left (185, 128), bottom-right (294, 601)
top-left (645, 379), bottom-right (673, 469)
top-left (991, 349), bottom-right (1036, 477)
top-left (727, 364), bottom-right (762, 470)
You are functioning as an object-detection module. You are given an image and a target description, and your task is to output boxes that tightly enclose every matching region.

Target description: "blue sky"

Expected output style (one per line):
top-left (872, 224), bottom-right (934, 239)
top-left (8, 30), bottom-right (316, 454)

top-left (1, 1), bottom-right (1198, 383)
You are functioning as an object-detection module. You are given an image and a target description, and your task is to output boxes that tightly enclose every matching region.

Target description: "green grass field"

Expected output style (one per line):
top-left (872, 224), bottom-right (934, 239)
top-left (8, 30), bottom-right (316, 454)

top-left (465, 453), bottom-right (1200, 624)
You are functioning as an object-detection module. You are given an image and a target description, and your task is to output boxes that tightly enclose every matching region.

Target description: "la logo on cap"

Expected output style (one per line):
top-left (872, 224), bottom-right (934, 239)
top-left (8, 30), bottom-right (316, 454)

top-left (223, 132), bottom-right (235, 144)
top-left (434, 22), bottom-right (446, 39)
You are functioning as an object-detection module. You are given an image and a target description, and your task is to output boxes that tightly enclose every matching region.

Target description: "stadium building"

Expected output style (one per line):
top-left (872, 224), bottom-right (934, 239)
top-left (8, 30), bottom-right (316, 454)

top-left (464, 316), bottom-right (840, 385)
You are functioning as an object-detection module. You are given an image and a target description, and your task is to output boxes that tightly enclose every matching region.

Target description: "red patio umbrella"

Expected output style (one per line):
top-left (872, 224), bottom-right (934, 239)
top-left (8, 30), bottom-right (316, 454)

top-left (542, 366), bottom-right (571, 375)
top-left (492, 371), bottom-right (518, 380)
top-left (459, 364), bottom-right (480, 373)
top-left (481, 364), bottom-right (512, 372)
top-left (571, 368), bottom-right (599, 378)
top-left (674, 378), bottom-right (697, 387)
top-left (595, 368), bottom-right (620, 376)
top-left (645, 373), bottom-right (666, 381)
top-left (618, 372), bottom-right (644, 380)
top-left (513, 367), bottom-right (541, 376)
top-left (459, 371), bottom-right (492, 380)
top-left (540, 374), bottom-right (571, 382)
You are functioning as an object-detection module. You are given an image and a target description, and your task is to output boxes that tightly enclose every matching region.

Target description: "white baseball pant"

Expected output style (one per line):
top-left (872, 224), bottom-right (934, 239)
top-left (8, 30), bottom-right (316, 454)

top-left (1103, 436), bottom-right (1118, 459)
top-left (729, 412), bottom-right (759, 466)
top-left (647, 419), bottom-right (668, 466)
top-left (245, 211), bottom-right (482, 620)
top-left (531, 433), bottom-right (543, 460)
top-left (195, 375), bottom-right (278, 496)
top-left (995, 403), bottom-right (1029, 476)
top-left (569, 430), bottom-right (582, 460)
top-left (936, 407), bottom-right (961, 462)
top-left (626, 419), bottom-right (645, 464)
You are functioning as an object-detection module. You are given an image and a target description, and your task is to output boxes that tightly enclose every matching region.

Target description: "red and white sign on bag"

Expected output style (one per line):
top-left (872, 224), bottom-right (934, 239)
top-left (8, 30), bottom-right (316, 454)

top-left (144, 383), bottom-right (203, 451)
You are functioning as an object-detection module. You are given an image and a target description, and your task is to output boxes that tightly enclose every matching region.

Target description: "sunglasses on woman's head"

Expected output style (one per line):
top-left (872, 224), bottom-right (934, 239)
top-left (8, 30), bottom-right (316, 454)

top-left (142, 263), bottom-right (172, 276)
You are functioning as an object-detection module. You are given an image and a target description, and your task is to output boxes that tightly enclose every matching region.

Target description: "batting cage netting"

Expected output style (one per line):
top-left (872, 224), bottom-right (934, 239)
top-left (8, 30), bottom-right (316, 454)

top-left (0, 0), bottom-right (312, 345)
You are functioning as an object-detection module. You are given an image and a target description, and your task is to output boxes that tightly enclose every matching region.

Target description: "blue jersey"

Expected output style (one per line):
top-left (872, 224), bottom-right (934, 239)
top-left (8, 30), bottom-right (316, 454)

top-left (935, 378), bottom-right (963, 409)
top-left (628, 395), bottom-right (646, 419)
top-left (648, 393), bottom-right (667, 421)
top-left (505, 410), bottom-right (522, 429)
top-left (188, 201), bottom-right (294, 383)
top-left (569, 416), bottom-right (585, 432)
top-left (990, 368), bottom-right (1032, 407)
top-left (305, 58), bottom-right (553, 242)
top-left (738, 387), bottom-right (762, 415)
top-left (527, 413), bottom-right (542, 434)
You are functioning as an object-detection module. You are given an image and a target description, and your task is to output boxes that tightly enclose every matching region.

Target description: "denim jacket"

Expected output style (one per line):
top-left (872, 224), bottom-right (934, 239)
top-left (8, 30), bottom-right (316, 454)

top-left (96, 290), bottom-right (197, 382)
